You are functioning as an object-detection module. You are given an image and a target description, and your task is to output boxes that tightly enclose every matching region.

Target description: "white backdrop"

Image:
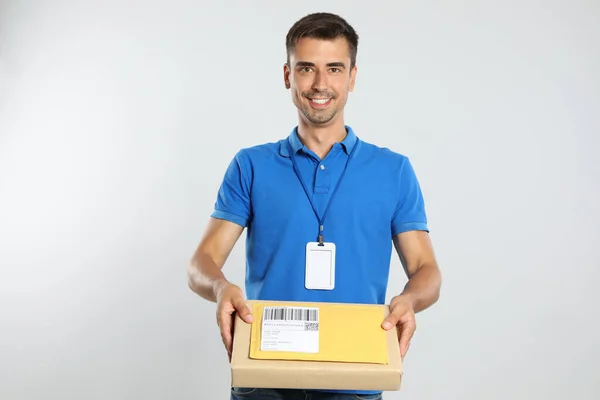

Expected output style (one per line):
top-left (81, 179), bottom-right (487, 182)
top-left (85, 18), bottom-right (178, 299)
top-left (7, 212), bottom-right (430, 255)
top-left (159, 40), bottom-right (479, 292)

top-left (1, 1), bottom-right (599, 399)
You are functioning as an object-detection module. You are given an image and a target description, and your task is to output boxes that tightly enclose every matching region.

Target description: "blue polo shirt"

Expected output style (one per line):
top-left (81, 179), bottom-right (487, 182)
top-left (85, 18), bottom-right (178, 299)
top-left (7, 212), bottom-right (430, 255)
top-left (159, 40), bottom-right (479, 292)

top-left (212, 125), bottom-right (428, 395)
top-left (211, 125), bottom-right (429, 304)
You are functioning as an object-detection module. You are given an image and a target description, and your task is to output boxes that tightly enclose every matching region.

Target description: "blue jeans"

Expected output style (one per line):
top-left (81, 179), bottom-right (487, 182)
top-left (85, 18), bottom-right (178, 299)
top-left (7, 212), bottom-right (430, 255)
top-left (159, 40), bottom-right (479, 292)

top-left (230, 387), bottom-right (382, 400)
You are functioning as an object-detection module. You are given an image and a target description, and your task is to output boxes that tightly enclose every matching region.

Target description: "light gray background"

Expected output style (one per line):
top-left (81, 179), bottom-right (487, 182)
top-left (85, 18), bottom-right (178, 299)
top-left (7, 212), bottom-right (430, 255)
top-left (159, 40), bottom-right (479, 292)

top-left (1, 1), bottom-right (599, 399)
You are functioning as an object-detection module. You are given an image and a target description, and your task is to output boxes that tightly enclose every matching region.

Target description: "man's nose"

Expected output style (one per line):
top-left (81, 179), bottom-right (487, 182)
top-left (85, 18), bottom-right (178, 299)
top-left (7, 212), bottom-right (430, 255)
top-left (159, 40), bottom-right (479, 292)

top-left (311, 72), bottom-right (328, 91)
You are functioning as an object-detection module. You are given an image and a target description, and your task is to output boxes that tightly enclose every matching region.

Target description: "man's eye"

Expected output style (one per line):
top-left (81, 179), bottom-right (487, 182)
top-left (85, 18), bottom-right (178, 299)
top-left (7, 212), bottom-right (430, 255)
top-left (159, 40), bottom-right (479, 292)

top-left (330, 68), bottom-right (340, 73)
top-left (301, 67), bottom-right (313, 73)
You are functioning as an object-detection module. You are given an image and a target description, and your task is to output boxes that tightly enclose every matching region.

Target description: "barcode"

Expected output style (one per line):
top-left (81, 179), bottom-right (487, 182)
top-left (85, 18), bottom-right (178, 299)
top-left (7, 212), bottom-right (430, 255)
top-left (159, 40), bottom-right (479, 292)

top-left (263, 307), bottom-right (319, 322)
top-left (304, 322), bottom-right (319, 331)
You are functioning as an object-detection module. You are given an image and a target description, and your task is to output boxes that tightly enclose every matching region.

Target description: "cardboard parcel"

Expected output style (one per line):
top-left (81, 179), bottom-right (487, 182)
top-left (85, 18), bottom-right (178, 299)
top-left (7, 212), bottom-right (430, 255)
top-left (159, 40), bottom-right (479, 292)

top-left (230, 300), bottom-right (402, 391)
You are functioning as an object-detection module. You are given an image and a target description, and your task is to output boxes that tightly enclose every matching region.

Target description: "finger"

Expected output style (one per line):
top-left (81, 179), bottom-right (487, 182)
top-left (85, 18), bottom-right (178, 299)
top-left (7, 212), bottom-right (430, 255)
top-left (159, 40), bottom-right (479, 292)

top-left (231, 297), bottom-right (254, 323)
top-left (401, 340), bottom-right (411, 361)
top-left (218, 311), bottom-right (234, 354)
top-left (381, 313), bottom-right (398, 330)
top-left (221, 323), bottom-right (233, 355)
top-left (398, 321), bottom-right (416, 357)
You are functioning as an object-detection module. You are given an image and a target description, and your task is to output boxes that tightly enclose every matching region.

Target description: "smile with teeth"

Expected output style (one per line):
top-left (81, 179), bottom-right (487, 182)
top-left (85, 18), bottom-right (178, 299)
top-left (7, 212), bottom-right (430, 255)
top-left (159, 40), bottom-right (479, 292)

top-left (309, 98), bottom-right (331, 105)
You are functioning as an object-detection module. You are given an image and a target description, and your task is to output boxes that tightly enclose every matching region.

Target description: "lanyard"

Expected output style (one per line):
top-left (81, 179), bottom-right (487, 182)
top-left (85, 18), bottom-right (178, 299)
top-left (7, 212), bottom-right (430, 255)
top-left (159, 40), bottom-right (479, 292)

top-left (288, 139), bottom-right (358, 245)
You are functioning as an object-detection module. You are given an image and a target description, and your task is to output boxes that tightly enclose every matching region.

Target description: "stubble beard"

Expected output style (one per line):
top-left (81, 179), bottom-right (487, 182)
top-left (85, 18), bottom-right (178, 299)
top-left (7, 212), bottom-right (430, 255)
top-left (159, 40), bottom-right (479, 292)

top-left (302, 106), bottom-right (337, 125)
top-left (300, 94), bottom-right (338, 125)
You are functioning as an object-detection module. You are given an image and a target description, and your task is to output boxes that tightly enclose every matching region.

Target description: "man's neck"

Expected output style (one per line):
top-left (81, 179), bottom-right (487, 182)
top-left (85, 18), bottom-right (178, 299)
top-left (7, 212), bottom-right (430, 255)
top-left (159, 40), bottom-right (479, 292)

top-left (296, 120), bottom-right (347, 159)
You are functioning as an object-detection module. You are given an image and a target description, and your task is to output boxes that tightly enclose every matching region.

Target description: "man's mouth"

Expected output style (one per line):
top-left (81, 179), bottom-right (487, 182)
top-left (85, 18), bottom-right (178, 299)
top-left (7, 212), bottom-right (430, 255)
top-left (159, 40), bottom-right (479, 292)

top-left (308, 98), bottom-right (332, 107)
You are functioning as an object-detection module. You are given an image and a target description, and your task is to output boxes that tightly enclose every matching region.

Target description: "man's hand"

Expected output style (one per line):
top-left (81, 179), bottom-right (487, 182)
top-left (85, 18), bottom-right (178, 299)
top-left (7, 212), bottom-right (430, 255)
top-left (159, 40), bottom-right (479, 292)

top-left (381, 294), bottom-right (416, 360)
top-left (215, 281), bottom-right (254, 361)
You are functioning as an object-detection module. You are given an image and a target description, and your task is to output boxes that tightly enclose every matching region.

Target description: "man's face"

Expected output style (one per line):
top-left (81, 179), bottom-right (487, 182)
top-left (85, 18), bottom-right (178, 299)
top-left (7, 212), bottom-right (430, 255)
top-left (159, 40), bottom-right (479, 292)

top-left (284, 37), bottom-right (357, 127)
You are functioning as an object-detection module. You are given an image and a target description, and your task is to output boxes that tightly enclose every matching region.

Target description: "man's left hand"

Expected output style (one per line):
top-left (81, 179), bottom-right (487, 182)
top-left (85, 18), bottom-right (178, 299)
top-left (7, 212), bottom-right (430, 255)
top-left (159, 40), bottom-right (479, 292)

top-left (381, 294), bottom-right (416, 359)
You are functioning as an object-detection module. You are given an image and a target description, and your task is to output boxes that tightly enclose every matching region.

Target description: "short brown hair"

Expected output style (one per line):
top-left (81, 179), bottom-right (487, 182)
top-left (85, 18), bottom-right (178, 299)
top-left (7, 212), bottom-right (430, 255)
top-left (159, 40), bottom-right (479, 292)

top-left (286, 12), bottom-right (359, 68)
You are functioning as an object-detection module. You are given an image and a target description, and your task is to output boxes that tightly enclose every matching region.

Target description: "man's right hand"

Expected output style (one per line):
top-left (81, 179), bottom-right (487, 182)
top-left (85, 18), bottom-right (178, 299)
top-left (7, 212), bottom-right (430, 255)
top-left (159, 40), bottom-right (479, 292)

top-left (215, 281), bottom-right (254, 361)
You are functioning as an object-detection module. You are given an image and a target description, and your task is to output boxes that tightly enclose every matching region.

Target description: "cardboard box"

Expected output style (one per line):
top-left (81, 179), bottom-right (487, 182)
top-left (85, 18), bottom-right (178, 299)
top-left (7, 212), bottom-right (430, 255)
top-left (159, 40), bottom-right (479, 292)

top-left (230, 299), bottom-right (402, 391)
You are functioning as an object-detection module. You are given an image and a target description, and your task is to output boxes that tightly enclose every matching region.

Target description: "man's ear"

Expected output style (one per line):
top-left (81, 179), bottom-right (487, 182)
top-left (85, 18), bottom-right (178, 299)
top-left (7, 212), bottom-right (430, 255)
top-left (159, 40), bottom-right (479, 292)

top-left (283, 63), bottom-right (291, 89)
top-left (348, 65), bottom-right (357, 92)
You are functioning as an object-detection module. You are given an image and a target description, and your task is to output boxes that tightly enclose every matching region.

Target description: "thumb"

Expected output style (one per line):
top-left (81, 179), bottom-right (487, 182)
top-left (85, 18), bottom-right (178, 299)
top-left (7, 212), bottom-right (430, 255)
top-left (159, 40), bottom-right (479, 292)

top-left (382, 312), bottom-right (398, 330)
top-left (232, 297), bottom-right (254, 323)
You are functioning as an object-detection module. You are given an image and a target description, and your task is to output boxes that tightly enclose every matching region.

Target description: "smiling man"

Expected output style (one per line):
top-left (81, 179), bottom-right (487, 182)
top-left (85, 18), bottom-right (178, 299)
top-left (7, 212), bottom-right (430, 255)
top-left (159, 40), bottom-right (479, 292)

top-left (188, 12), bottom-right (442, 400)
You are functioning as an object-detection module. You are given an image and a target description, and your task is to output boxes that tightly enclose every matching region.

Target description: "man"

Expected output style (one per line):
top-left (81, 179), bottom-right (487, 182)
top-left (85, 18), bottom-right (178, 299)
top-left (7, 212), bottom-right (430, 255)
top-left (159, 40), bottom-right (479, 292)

top-left (188, 12), bottom-right (442, 400)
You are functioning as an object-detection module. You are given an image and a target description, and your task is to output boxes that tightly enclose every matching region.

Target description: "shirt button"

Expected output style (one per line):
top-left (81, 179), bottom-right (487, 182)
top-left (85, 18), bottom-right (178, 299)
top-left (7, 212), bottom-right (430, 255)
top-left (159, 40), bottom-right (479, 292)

top-left (320, 165), bottom-right (325, 170)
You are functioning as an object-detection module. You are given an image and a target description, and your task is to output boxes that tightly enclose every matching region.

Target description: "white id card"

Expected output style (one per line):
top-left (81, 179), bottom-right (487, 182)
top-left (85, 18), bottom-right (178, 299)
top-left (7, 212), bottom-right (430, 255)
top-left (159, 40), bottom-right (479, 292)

top-left (305, 242), bottom-right (336, 290)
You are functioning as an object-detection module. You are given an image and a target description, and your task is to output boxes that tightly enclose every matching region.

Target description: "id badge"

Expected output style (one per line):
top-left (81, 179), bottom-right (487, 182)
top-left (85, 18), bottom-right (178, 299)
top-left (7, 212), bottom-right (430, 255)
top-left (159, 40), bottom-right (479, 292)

top-left (305, 242), bottom-right (336, 290)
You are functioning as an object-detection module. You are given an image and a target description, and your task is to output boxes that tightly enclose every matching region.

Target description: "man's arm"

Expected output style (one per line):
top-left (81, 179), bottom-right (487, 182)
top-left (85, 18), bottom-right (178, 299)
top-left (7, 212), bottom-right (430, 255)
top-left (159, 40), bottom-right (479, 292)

top-left (188, 217), bottom-right (244, 303)
top-left (382, 229), bottom-right (442, 358)
top-left (188, 217), bottom-right (254, 360)
top-left (193, 150), bottom-right (255, 360)
top-left (393, 229), bottom-right (442, 312)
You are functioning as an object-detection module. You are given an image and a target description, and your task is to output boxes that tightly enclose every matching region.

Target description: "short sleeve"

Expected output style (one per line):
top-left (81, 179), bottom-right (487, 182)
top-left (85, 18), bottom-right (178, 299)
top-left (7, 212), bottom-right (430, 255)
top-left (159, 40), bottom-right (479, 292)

top-left (211, 150), bottom-right (252, 227)
top-left (391, 157), bottom-right (429, 236)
